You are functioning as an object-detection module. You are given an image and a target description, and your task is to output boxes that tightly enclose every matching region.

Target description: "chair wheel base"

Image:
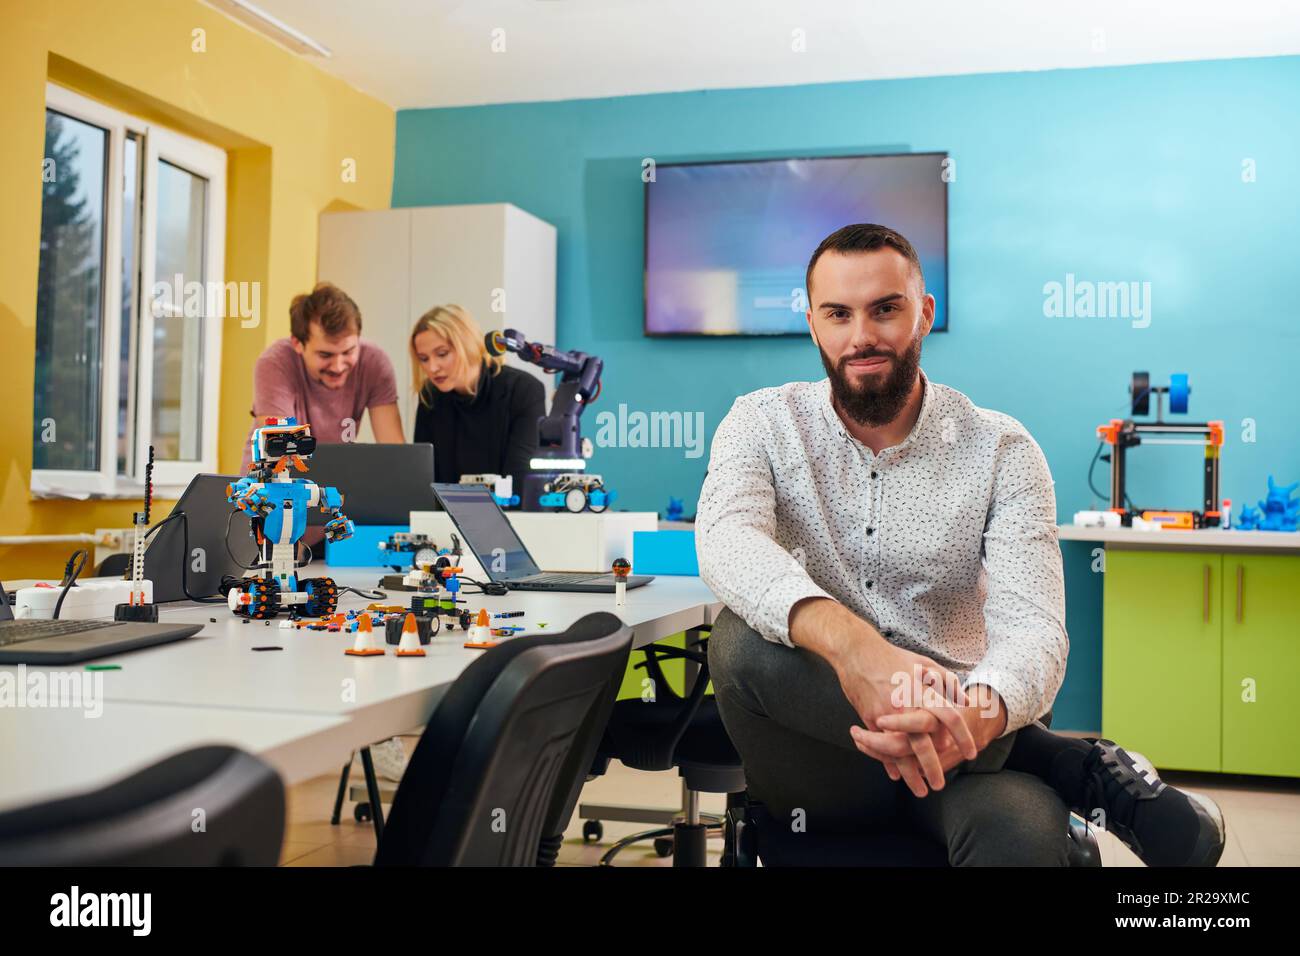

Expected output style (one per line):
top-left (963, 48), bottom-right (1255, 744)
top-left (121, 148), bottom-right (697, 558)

top-left (671, 822), bottom-right (708, 867)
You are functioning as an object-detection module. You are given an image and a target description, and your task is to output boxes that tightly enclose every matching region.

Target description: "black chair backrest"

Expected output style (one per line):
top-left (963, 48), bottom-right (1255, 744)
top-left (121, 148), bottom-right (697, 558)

top-left (0, 746), bottom-right (285, 866)
top-left (536, 615), bottom-right (631, 865)
top-left (375, 611), bottom-right (632, 866)
top-left (599, 631), bottom-right (712, 771)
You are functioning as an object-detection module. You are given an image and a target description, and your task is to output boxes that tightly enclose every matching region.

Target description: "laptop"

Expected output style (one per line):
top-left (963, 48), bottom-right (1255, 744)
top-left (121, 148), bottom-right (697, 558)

top-left (432, 483), bottom-right (655, 593)
top-left (145, 474), bottom-right (256, 602)
top-left (0, 581), bottom-right (201, 665)
top-left (306, 443), bottom-right (439, 525)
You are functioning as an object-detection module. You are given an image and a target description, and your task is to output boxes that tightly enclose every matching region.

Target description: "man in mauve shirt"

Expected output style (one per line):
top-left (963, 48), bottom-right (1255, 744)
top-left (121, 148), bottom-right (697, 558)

top-left (243, 282), bottom-right (404, 471)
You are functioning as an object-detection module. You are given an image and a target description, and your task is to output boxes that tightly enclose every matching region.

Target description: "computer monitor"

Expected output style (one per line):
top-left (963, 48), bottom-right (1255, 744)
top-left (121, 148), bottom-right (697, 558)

top-left (305, 443), bottom-right (438, 525)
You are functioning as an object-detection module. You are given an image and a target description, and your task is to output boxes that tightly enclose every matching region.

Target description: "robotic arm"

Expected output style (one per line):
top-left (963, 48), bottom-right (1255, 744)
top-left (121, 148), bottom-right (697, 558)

top-left (486, 329), bottom-right (602, 461)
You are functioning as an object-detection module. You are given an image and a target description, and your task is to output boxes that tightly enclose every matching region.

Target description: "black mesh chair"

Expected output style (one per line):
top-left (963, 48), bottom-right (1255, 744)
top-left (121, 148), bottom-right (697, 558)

top-left (374, 611), bottom-right (632, 866)
top-left (723, 797), bottom-right (1102, 867)
top-left (721, 707), bottom-right (1103, 868)
top-left (0, 746), bottom-right (285, 866)
top-left (580, 626), bottom-right (748, 866)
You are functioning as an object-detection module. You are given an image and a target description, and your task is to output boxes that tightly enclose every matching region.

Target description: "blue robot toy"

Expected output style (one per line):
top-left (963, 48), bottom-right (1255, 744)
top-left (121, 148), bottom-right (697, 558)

top-left (226, 417), bottom-right (355, 619)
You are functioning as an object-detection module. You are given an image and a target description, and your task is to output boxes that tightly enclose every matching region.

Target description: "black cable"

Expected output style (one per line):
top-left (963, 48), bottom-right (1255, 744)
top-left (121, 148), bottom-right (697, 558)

top-left (142, 511), bottom-right (229, 603)
top-left (455, 575), bottom-right (509, 596)
top-left (338, 585), bottom-right (386, 601)
top-left (52, 548), bottom-right (90, 619)
top-left (1087, 440), bottom-right (1141, 514)
top-left (1087, 440), bottom-right (1108, 502)
top-left (224, 507), bottom-right (259, 570)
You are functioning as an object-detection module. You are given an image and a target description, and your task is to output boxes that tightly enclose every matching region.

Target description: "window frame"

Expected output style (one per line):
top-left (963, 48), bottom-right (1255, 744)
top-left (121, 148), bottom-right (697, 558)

top-left (32, 84), bottom-right (226, 500)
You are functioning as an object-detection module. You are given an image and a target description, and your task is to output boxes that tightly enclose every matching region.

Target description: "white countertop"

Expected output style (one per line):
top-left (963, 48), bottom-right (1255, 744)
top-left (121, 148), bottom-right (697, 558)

top-left (1058, 524), bottom-right (1300, 552)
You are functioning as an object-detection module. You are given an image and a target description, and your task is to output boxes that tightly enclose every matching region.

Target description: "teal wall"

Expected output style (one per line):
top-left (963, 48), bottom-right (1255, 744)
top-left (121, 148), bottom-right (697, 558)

top-left (393, 56), bottom-right (1300, 729)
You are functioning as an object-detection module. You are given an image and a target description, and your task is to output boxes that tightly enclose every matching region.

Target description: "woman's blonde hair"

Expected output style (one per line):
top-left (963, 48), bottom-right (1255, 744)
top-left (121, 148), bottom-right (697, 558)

top-left (409, 304), bottom-right (504, 406)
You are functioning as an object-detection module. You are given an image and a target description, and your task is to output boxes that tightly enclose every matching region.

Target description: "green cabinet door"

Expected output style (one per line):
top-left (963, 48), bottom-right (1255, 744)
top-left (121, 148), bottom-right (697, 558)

top-left (1102, 550), bottom-right (1221, 771)
top-left (1222, 555), bottom-right (1300, 776)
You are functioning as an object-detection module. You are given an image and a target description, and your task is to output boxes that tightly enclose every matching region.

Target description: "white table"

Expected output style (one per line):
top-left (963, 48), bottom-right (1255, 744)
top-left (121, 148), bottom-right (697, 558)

top-left (0, 566), bottom-right (722, 813)
top-left (0, 702), bottom-right (347, 813)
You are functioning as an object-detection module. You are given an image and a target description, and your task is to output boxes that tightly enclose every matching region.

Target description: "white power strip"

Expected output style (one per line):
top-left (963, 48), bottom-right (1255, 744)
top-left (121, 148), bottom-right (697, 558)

top-left (12, 577), bottom-right (153, 621)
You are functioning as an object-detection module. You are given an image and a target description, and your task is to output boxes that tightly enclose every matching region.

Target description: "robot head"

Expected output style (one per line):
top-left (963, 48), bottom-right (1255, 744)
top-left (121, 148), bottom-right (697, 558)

top-left (250, 417), bottom-right (317, 468)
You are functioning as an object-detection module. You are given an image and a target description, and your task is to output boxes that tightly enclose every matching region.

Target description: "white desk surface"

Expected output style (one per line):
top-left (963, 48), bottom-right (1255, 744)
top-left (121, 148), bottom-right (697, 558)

top-left (0, 702), bottom-right (347, 813)
top-left (0, 568), bottom-right (722, 807)
top-left (1057, 524), bottom-right (1300, 553)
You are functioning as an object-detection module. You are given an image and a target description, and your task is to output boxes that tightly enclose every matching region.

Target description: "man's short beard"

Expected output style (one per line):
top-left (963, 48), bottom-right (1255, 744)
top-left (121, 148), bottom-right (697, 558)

top-left (818, 330), bottom-right (922, 428)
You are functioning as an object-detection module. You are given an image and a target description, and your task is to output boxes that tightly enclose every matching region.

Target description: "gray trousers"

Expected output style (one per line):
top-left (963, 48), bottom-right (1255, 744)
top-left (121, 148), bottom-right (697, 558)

top-left (708, 608), bottom-right (1070, 866)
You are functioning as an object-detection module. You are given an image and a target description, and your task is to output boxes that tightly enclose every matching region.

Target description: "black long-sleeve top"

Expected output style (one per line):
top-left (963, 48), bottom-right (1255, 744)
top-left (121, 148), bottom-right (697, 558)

top-left (412, 363), bottom-right (546, 493)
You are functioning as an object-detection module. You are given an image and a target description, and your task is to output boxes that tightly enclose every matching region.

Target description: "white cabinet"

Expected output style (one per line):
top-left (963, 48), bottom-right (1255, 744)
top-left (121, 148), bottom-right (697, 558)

top-left (409, 511), bottom-right (659, 575)
top-left (317, 203), bottom-right (556, 441)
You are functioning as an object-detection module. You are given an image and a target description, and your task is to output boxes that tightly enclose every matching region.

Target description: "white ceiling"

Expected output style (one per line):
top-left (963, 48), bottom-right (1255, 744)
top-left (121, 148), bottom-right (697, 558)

top-left (219, 0), bottom-right (1300, 110)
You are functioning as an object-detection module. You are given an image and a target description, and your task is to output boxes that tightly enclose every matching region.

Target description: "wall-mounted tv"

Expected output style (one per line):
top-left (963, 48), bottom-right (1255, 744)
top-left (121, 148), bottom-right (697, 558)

top-left (644, 152), bottom-right (948, 336)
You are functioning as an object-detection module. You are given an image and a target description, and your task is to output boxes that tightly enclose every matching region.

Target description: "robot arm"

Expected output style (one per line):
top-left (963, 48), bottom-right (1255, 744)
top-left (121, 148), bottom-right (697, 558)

top-left (486, 329), bottom-right (603, 405)
top-left (485, 329), bottom-right (603, 464)
top-left (315, 483), bottom-right (355, 543)
top-left (227, 478), bottom-right (271, 516)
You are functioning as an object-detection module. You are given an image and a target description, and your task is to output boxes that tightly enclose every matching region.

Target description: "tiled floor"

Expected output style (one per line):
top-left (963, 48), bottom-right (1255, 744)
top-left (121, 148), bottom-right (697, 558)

top-left (280, 743), bottom-right (1300, 867)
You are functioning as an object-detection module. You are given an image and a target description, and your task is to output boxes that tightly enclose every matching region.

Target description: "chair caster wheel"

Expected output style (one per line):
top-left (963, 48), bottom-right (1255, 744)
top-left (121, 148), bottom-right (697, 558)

top-left (354, 802), bottom-right (371, 823)
top-left (582, 820), bottom-right (603, 843)
top-left (654, 836), bottom-right (674, 858)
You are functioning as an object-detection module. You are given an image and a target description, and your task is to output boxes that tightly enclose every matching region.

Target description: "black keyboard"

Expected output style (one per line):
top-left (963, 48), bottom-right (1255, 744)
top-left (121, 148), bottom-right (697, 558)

top-left (517, 573), bottom-right (609, 585)
top-left (0, 619), bottom-right (115, 647)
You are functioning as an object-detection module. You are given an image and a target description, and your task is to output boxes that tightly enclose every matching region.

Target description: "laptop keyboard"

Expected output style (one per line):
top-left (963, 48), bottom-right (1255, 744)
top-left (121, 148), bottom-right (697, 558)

top-left (516, 573), bottom-right (608, 585)
top-left (0, 619), bottom-right (115, 646)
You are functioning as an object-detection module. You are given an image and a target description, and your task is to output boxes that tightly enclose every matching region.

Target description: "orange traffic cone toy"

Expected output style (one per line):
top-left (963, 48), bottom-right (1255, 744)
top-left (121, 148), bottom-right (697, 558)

top-left (464, 608), bottom-right (497, 649)
top-left (395, 612), bottom-right (426, 657)
top-left (344, 614), bottom-right (385, 656)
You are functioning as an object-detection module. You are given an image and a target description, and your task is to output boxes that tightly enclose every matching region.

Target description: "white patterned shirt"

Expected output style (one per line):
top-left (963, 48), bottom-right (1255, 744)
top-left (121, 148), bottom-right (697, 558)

top-left (696, 368), bottom-right (1068, 733)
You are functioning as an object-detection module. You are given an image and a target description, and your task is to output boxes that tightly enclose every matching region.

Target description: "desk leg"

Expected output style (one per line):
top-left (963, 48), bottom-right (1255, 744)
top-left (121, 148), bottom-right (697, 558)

top-left (359, 747), bottom-right (385, 843)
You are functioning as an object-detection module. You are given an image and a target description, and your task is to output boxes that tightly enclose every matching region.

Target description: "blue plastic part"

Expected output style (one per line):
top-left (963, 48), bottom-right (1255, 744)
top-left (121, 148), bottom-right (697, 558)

top-left (588, 489), bottom-right (609, 508)
top-left (538, 492), bottom-right (566, 509)
top-left (665, 497), bottom-right (685, 522)
top-left (1235, 475), bottom-right (1300, 531)
top-left (632, 529), bottom-right (699, 575)
top-left (1168, 373), bottom-right (1189, 413)
top-left (493, 494), bottom-right (521, 508)
top-left (325, 524), bottom-right (408, 566)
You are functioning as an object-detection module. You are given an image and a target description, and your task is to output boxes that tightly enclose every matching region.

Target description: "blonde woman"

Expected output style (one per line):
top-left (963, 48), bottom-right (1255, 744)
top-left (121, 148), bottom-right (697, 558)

top-left (410, 305), bottom-right (546, 492)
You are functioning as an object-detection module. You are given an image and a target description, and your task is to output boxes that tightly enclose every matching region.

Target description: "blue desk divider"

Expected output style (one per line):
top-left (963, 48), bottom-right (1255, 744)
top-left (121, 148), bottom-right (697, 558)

top-left (632, 529), bottom-right (698, 576)
top-left (325, 524), bottom-right (408, 567)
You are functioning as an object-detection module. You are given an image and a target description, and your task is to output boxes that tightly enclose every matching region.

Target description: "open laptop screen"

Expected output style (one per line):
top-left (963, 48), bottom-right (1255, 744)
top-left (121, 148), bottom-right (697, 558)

top-left (307, 443), bottom-right (438, 525)
top-left (432, 484), bottom-right (539, 581)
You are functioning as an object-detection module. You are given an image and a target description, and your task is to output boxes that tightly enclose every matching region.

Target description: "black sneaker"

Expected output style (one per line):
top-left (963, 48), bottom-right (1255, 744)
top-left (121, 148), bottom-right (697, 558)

top-left (1079, 739), bottom-right (1225, 867)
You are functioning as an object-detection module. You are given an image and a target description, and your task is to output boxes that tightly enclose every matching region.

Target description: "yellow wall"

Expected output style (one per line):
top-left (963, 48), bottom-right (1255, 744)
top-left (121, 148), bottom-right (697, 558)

top-left (0, 0), bottom-right (394, 580)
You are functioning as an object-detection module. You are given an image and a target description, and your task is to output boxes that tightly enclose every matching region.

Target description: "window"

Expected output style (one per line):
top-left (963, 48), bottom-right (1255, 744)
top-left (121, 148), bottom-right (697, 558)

top-left (32, 85), bottom-right (226, 498)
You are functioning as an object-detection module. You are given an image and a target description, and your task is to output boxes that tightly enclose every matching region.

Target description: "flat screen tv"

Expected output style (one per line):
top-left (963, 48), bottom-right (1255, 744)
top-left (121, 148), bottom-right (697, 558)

top-left (644, 152), bottom-right (948, 336)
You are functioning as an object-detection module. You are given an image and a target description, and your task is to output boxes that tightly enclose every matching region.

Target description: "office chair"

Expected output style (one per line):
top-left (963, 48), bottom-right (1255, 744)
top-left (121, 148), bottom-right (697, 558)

top-left (0, 746), bottom-right (285, 866)
top-left (535, 614), bottom-right (632, 866)
top-left (723, 796), bottom-right (1102, 867)
top-left (719, 709), bottom-right (1102, 868)
top-left (374, 611), bottom-right (633, 866)
top-left (581, 626), bottom-right (748, 866)
top-left (96, 551), bottom-right (133, 578)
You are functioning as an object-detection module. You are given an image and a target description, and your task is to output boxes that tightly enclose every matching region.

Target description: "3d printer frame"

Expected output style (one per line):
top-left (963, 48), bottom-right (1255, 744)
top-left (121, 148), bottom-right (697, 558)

top-left (1096, 372), bottom-right (1223, 528)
